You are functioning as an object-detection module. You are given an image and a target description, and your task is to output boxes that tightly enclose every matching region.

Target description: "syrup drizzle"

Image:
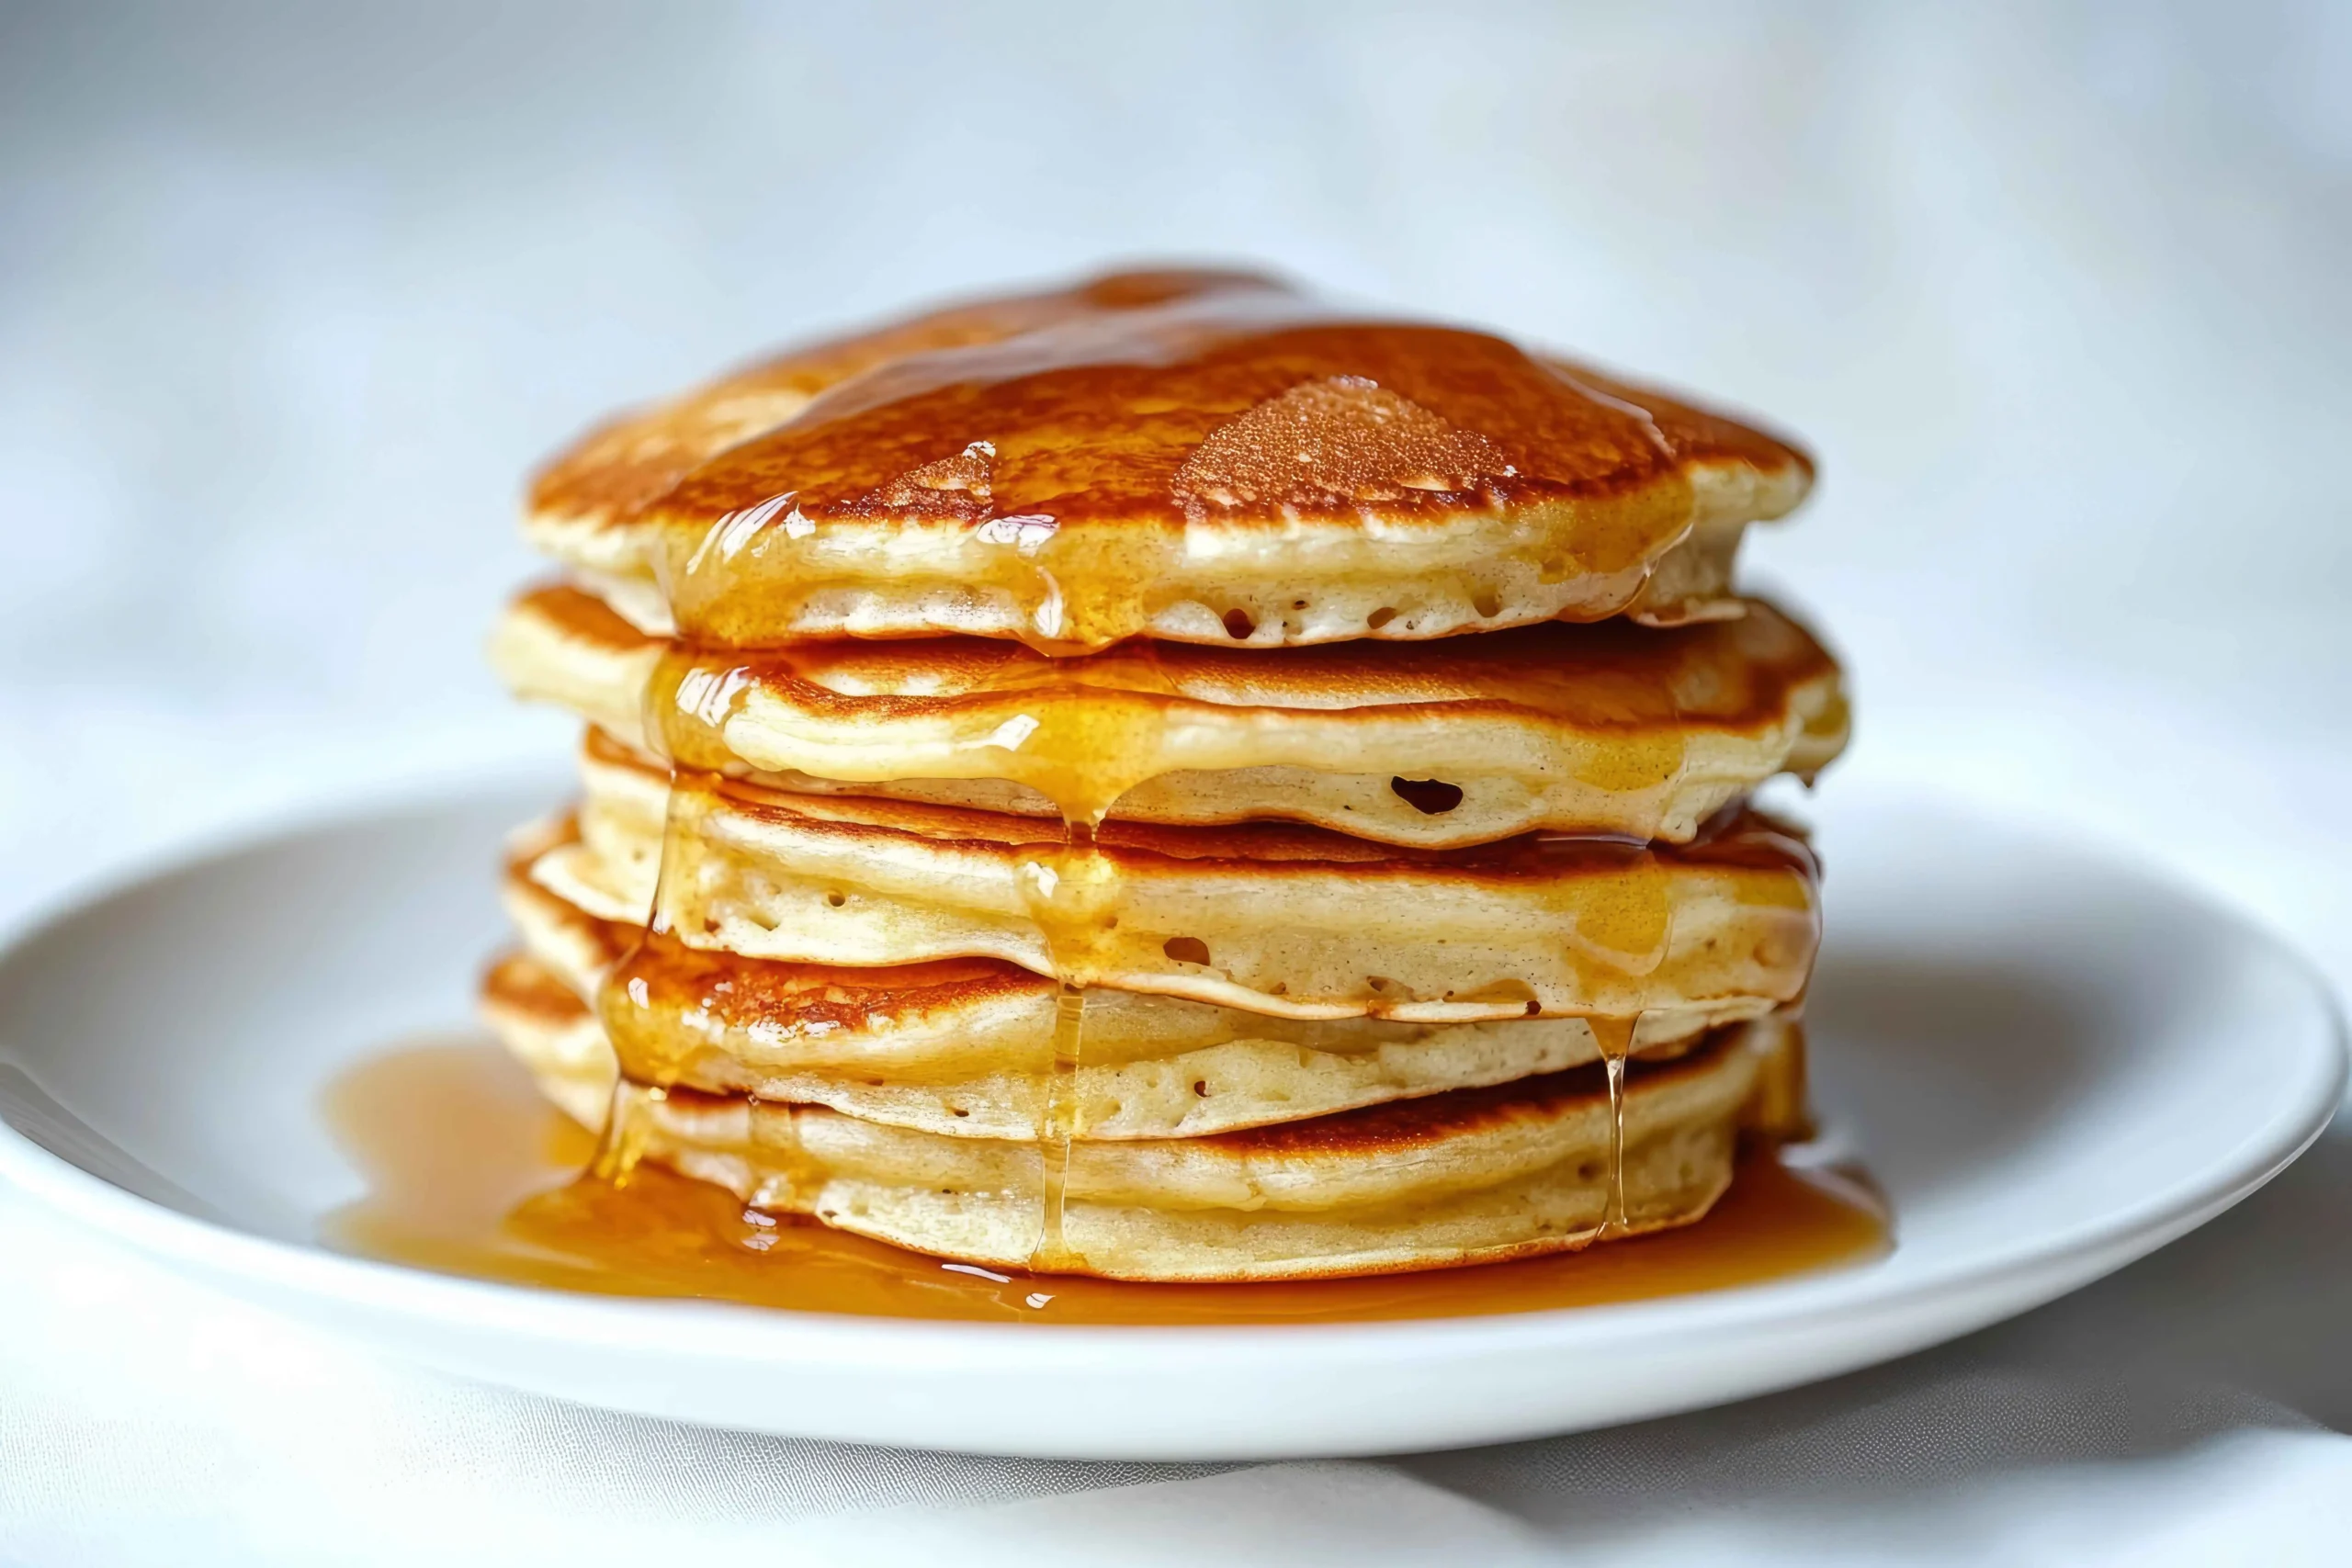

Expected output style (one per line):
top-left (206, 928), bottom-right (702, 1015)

top-left (998, 644), bottom-right (1178, 1269)
top-left (1020, 818), bottom-right (1102, 1270)
top-left (590, 1078), bottom-right (663, 1185)
top-left (322, 1039), bottom-right (1890, 1322)
top-left (1589, 1015), bottom-right (1634, 1235)
top-left (586, 745), bottom-right (702, 1189)
top-left (1014, 805), bottom-right (1134, 1269)
top-left (1036, 977), bottom-right (1085, 1268)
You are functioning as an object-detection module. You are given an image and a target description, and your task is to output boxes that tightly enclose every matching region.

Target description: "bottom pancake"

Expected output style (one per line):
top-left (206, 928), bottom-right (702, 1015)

top-left (484, 954), bottom-right (1796, 1282)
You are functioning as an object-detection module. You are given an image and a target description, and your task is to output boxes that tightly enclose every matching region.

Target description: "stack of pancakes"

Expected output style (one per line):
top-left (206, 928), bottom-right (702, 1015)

top-left (485, 269), bottom-right (1849, 1282)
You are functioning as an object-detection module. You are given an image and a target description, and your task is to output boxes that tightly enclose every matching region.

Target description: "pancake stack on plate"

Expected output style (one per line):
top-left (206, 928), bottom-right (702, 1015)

top-left (484, 268), bottom-right (1849, 1281)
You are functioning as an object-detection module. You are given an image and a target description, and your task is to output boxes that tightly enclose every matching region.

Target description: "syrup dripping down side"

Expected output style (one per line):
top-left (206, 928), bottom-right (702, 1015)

top-left (1010, 637), bottom-right (1180, 1274)
top-left (587, 722), bottom-right (701, 1190)
top-left (1589, 1013), bottom-right (1637, 1236)
top-left (1024, 818), bottom-right (1098, 1273)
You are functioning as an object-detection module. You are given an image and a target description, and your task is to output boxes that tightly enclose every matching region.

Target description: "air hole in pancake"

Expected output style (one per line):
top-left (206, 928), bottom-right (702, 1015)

top-left (951, 1107), bottom-right (969, 1118)
top-left (1453, 978), bottom-right (1537, 1008)
top-left (700, 919), bottom-right (719, 936)
top-left (1472, 589), bottom-right (1503, 617)
top-left (1390, 776), bottom-right (1465, 815)
top-left (1291, 599), bottom-right (1308, 610)
top-left (1222, 609), bottom-right (1256, 639)
top-left (1193, 1080), bottom-right (1210, 1097)
top-left (1162, 936), bottom-right (1212, 965)
top-left (1577, 1161), bottom-right (1602, 1182)
top-left (825, 891), bottom-right (847, 908)
top-left (1366, 605), bottom-right (1398, 629)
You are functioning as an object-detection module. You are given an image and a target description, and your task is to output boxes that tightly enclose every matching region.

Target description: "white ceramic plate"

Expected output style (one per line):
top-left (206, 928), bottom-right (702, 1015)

top-left (0, 773), bottom-right (2337, 1461)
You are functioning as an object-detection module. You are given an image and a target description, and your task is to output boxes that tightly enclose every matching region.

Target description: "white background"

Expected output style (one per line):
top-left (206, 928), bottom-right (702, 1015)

top-left (0, 3), bottom-right (2346, 1562)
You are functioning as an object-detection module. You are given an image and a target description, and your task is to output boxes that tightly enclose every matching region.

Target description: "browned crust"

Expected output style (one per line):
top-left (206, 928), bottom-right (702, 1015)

top-left (519, 582), bottom-right (653, 652)
top-left (606, 934), bottom-right (1056, 1040)
top-left (481, 949), bottom-right (588, 1026)
top-left (1198, 1027), bottom-right (1739, 1156)
top-left (516, 581), bottom-right (1843, 742)
top-left (510, 817), bottom-right (1062, 1027)
top-left (528, 267), bottom-right (1811, 542)
top-left (529, 269), bottom-right (1283, 531)
top-left (485, 950), bottom-right (1745, 1159)
top-left (649, 323), bottom-right (1804, 536)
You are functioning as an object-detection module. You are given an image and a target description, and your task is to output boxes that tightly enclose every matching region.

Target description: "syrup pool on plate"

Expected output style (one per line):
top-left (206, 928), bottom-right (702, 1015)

top-left (322, 1036), bottom-right (1888, 1326)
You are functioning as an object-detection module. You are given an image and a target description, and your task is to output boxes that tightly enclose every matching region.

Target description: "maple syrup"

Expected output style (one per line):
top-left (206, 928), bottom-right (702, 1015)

top-left (1018, 817), bottom-right (1113, 1272)
top-left (322, 1039), bottom-right (1887, 1325)
top-left (1590, 1014), bottom-right (1638, 1235)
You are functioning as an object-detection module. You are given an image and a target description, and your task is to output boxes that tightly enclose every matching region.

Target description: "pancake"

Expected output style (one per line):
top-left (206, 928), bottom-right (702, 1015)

top-left (524, 268), bottom-right (1813, 653)
top-left (485, 958), bottom-right (1784, 1281)
top-left (535, 734), bottom-right (1818, 1030)
top-left (502, 849), bottom-right (1732, 1141)
top-left (492, 583), bottom-right (1849, 846)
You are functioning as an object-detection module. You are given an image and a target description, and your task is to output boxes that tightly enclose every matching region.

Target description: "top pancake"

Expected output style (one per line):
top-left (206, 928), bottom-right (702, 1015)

top-left (526, 268), bottom-right (1814, 653)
